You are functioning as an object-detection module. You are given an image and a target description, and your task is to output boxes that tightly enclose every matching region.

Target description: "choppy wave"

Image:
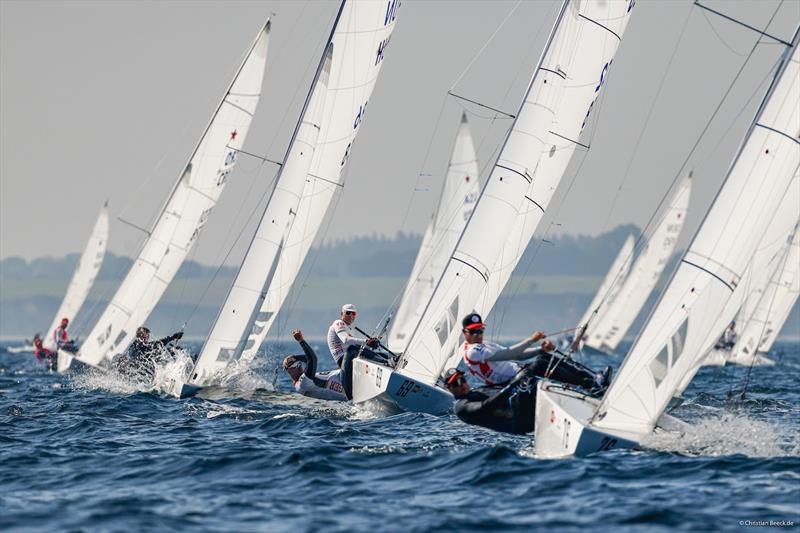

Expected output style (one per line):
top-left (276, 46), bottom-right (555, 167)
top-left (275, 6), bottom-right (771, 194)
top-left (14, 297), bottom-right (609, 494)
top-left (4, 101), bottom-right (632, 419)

top-left (1, 341), bottom-right (799, 531)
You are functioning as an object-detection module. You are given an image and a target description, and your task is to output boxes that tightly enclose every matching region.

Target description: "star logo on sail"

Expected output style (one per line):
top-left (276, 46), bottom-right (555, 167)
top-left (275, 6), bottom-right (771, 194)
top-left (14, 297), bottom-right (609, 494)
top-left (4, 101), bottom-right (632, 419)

top-left (465, 176), bottom-right (470, 182)
top-left (230, 129), bottom-right (238, 140)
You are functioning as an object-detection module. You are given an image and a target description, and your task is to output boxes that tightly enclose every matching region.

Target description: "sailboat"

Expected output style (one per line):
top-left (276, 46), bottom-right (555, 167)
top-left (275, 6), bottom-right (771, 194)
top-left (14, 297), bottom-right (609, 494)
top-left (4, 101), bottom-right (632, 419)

top-left (388, 112), bottom-right (480, 354)
top-left (534, 30), bottom-right (799, 457)
top-left (572, 233), bottom-right (635, 355)
top-left (580, 172), bottom-right (692, 355)
top-left (174, 0), bottom-right (399, 397)
top-left (697, 187), bottom-right (799, 370)
top-left (349, 0), bottom-right (635, 415)
top-left (725, 223), bottom-right (800, 365)
top-left (60, 21), bottom-right (271, 371)
top-left (8, 202), bottom-right (108, 363)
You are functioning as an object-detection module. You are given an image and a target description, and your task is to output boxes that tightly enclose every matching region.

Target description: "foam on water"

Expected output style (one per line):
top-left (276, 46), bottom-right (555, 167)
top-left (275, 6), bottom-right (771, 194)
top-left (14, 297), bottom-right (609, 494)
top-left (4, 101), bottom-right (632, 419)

top-left (645, 411), bottom-right (799, 458)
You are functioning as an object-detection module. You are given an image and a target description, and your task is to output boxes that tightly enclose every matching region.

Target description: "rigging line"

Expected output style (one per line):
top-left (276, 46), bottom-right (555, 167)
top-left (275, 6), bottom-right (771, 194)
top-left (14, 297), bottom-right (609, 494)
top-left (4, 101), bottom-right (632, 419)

top-left (261, 0), bottom-right (317, 157)
top-left (448, 0), bottom-right (524, 92)
top-left (599, 5), bottom-right (694, 234)
top-left (699, 8), bottom-right (748, 57)
top-left (694, 0), bottom-right (791, 47)
top-left (396, 95), bottom-right (452, 235)
top-left (182, 161), bottom-right (279, 325)
top-left (586, 0), bottom-right (782, 323)
top-left (447, 91), bottom-right (515, 118)
top-left (234, 148), bottom-right (283, 166)
top-left (739, 224), bottom-right (797, 399)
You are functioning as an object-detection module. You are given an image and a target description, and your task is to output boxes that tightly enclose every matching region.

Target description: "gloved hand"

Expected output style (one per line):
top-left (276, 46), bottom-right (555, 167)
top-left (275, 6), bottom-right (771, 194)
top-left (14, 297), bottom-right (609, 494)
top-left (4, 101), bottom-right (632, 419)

top-left (366, 337), bottom-right (379, 348)
top-left (171, 331), bottom-right (184, 342)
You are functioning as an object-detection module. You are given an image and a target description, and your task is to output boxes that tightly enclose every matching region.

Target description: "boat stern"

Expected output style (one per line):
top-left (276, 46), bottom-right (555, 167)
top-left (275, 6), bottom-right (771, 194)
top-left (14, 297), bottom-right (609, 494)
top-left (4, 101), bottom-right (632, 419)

top-left (352, 358), bottom-right (454, 416)
top-left (534, 380), bottom-right (638, 458)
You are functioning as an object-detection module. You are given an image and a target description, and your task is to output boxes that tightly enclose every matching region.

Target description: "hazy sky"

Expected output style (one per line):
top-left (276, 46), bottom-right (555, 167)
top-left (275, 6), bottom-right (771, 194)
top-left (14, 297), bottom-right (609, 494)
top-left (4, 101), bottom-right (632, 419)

top-left (1, 0), bottom-right (798, 265)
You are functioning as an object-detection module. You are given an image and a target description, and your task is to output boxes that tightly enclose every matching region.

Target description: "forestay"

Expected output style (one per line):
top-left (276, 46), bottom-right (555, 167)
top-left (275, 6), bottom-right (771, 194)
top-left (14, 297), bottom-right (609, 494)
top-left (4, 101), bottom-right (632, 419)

top-left (594, 40), bottom-right (800, 435)
top-left (575, 234), bottom-right (634, 347)
top-left (735, 223), bottom-right (800, 357)
top-left (399, 0), bottom-right (635, 385)
top-left (189, 44), bottom-right (331, 385)
top-left (45, 201), bottom-right (109, 350)
top-left (388, 112), bottom-right (480, 353)
top-left (73, 22), bottom-right (270, 367)
top-left (193, 0), bottom-right (399, 381)
top-left (586, 173), bottom-right (692, 352)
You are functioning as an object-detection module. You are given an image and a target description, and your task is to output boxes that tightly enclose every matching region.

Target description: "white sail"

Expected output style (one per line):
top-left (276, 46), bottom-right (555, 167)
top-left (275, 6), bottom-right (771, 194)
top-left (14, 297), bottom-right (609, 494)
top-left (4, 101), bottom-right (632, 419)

top-left (594, 40), bottom-right (800, 436)
top-left (230, 0), bottom-right (399, 366)
top-left (586, 173), bottom-right (692, 352)
top-left (398, 0), bottom-right (634, 385)
top-left (575, 234), bottom-right (635, 347)
top-left (736, 223), bottom-right (800, 356)
top-left (44, 201), bottom-right (109, 350)
top-left (723, 210), bottom-right (800, 363)
top-left (675, 177), bottom-right (798, 391)
top-left (72, 22), bottom-right (271, 367)
top-left (188, 45), bottom-right (332, 385)
top-left (388, 112), bottom-right (480, 353)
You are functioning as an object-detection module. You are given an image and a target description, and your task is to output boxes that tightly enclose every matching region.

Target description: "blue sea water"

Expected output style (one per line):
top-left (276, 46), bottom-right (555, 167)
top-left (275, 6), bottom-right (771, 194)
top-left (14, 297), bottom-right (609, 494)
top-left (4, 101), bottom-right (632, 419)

top-left (1, 340), bottom-right (798, 532)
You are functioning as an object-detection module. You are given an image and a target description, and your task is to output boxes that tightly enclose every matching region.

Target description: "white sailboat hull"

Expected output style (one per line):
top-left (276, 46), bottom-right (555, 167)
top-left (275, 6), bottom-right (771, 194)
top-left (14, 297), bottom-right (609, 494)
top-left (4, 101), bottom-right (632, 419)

top-left (726, 350), bottom-right (775, 367)
top-left (351, 358), bottom-right (454, 416)
top-left (7, 345), bottom-right (34, 354)
top-left (534, 381), bottom-right (640, 458)
top-left (57, 351), bottom-right (74, 373)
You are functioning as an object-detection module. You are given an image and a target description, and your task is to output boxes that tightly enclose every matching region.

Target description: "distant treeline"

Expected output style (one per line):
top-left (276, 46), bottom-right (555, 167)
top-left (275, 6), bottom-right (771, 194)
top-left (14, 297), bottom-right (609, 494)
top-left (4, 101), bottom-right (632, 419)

top-left (0, 224), bottom-right (641, 282)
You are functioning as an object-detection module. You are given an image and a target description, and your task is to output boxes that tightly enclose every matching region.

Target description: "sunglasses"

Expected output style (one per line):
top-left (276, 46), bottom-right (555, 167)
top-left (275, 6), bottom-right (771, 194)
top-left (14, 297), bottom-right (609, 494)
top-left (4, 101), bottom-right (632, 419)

top-left (465, 328), bottom-right (484, 335)
top-left (344, 311), bottom-right (357, 316)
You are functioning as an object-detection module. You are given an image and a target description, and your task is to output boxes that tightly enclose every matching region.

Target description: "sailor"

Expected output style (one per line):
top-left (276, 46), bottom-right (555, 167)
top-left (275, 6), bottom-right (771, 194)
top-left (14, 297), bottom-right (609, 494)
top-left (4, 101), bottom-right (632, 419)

top-left (327, 304), bottom-right (378, 367)
top-left (460, 312), bottom-right (609, 393)
top-left (445, 368), bottom-right (536, 434)
top-left (719, 321), bottom-right (737, 350)
top-left (53, 317), bottom-right (74, 351)
top-left (283, 330), bottom-right (346, 401)
top-left (33, 337), bottom-right (57, 371)
top-left (111, 326), bottom-right (183, 383)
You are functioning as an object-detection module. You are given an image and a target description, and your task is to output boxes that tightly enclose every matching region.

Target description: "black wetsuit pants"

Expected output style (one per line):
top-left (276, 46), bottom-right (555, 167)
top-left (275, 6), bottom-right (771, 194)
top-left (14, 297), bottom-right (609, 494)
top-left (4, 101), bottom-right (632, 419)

top-left (525, 352), bottom-right (597, 391)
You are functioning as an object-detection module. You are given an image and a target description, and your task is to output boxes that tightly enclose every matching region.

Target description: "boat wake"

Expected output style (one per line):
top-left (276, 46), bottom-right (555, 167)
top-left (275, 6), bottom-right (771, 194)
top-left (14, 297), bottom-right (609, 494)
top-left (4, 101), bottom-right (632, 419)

top-left (644, 411), bottom-right (799, 458)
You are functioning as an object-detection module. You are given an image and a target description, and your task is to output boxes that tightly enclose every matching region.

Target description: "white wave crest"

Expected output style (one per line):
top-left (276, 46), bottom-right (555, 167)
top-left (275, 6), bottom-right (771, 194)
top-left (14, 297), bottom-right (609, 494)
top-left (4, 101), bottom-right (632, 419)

top-left (644, 411), bottom-right (800, 458)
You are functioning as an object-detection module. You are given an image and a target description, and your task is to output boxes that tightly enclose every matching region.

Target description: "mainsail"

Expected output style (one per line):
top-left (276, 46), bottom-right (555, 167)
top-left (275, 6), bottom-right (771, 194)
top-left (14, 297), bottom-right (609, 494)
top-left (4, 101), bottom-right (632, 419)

top-left (45, 201), bottom-right (109, 350)
top-left (734, 223), bottom-right (800, 357)
top-left (585, 172), bottom-right (692, 352)
top-left (72, 22), bottom-right (271, 367)
top-left (388, 112), bottom-right (480, 353)
top-left (594, 38), bottom-right (800, 436)
top-left (574, 233), bottom-right (635, 348)
top-left (189, 0), bottom-right (399, 384)
top-left (398, 0), bottom-right (635, 385)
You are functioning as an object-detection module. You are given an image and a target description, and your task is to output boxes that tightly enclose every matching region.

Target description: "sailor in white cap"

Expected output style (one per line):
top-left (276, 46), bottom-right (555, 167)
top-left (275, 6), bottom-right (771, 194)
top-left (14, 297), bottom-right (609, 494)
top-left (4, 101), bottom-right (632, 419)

top-left (326, 304), bottom-right (378, 367)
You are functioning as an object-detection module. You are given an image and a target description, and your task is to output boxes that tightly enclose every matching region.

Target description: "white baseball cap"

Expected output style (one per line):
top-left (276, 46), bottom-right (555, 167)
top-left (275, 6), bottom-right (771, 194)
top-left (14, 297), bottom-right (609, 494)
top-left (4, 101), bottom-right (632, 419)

top-left (341, 304), bottom-right (357, 314)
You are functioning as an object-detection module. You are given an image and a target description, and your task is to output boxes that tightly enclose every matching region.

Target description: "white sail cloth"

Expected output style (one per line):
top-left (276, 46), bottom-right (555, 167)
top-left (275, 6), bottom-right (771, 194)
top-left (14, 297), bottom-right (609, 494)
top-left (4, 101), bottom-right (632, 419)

top-left (734, 223), bottom-right (800, 357)
top-left (388, 113), bottom-right (480, 353)
top-left (73, 23), bottom-right (270, 367)
top-left (594, 41), bottom-right (800, 435)
top-left (399, 0), bottom-right (635, 385)
top-left (575, 234), bottom-right (635, 347)
top-left (190, 0), bottom-right (399, 384)
top-left (45, 202), bottom-right (109, 350)
top-left (586, 173), bottom-right (692, 352)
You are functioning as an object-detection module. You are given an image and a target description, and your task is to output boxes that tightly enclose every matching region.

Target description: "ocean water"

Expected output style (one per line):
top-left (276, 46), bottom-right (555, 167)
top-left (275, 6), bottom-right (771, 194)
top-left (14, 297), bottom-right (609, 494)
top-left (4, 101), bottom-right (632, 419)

top-left (1, 340), bottom-right (798, 532)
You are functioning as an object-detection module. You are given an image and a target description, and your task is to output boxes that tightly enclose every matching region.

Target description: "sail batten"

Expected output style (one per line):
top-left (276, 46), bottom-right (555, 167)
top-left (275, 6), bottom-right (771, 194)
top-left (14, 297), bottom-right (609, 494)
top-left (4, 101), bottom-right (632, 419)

top-left (595, 37), bottom-right (800, 435)
top-left (73, 22), bottom-right (271, 367)
top-left (587, 174), bottom-right (692, 352)
top-left (389, 113), bottom-right (480, 353)
top-left (398, 0), bottom-right (634, 385)
top-left (192, 0), bottom-right (399, 379)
